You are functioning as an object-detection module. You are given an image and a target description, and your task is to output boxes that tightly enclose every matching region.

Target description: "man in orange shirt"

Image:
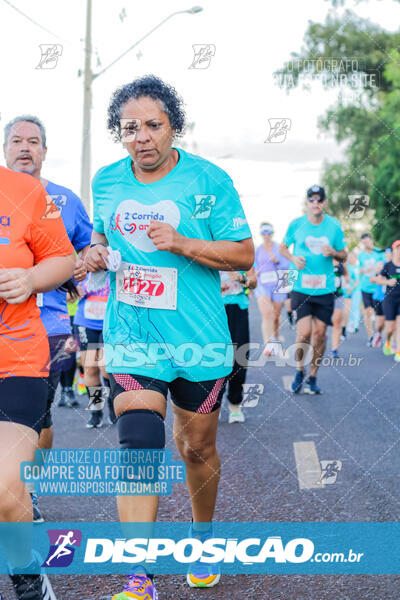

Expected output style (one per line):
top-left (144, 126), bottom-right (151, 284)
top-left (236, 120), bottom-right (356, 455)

top-left (0, 166), bottom-right (74, 600)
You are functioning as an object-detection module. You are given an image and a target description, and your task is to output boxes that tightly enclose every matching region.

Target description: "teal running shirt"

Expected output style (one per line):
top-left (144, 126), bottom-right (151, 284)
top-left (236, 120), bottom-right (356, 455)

top-left (283, 214), bottom-right (346, 296)
top-left (92, 148), bottom-right (252, 382)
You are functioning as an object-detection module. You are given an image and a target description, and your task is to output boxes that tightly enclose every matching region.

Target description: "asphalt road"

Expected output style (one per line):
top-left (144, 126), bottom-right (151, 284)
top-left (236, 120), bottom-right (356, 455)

top-left (1, 297), bottom-right (400, 599)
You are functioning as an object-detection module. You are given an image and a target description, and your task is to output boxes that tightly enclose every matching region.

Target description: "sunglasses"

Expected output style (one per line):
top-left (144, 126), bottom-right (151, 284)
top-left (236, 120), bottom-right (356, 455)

top-left (261, 229), bottom-right (274, 235)
top-left (307, 196), bottom-right (324, 204)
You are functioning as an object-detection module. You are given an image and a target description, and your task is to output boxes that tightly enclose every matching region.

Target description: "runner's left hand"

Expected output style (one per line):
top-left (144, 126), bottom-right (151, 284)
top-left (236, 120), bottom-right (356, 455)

top-left (147, 220), bottom-right (185, 254)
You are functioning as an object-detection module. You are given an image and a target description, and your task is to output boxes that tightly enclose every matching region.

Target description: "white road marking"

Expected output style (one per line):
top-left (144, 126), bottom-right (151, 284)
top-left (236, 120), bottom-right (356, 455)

top-left (293, 441), bottom-right (324, 489)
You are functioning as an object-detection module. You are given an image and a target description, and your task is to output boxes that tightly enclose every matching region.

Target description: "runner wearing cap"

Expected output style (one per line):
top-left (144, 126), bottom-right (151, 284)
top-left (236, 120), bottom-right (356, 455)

top-left (280, 185), bottom-right (347, 394)
top-left (372, 240), bottom-right (400, 361)
top-left (358, 233), bottom-right (385, 347)
top-left (254, 222), bottom-right (288, 355)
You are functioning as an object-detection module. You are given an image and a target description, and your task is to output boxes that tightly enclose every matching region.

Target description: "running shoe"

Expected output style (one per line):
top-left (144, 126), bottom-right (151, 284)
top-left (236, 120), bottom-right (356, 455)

top-left (383, 340), bottom-right (392, 356)
top-left (108, 396), bottom-right (117, 424)
top-left (228, 402), bottom-right (245, 424)
top-left (56, 390), bottom-right (66, 407)
top-left (367, 336), bottom-right (374, 348)
top-left (304, 376), bottom-right (321, 395)
top-left (331, 349), bottom-right (339, 359)
top-left (111, 570), bottom-right (157, 599)
top-left (187, 524), bottom-right (220, 588)
top-left (30, 493), bottom-right (44, 524)
top-left (291, 370), bottom-right (304, 394)
top-left (371, 332), bottom-right (382, 348)
top-left (86, 410), bottom-right (103, 428)
top-left (394, 352), bottom-right (400, 363)
top-left (9, 554), bottom-right (57, 600)
top-left (64, 386), bottom-right (79, 407)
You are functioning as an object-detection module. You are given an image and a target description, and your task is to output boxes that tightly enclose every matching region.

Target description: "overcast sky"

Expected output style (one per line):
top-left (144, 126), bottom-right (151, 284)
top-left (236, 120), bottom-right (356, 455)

top-left (1, 0), bottom-right (399, 243)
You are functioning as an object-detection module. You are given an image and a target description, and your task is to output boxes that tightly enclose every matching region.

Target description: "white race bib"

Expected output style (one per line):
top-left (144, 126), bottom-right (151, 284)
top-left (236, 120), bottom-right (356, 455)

top-left (334, 276), bottom-right (341, 289)
top-left (220, 272), bottom-right (243, 296)
top-left (260, 271), bottom-right (278, 284)
top-left (301, 274), bottom-right (327, 290)
top-left (84, 299), bottom-right (107, 320)
top-left (116, 263), bottom-right (177, 310)
top-left (36, 293), bottom-right (43, 307)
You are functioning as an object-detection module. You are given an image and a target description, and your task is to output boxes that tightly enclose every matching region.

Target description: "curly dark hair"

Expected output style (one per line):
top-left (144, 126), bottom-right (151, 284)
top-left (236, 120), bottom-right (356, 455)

top-left (107, 74), bottom-right (186, 142)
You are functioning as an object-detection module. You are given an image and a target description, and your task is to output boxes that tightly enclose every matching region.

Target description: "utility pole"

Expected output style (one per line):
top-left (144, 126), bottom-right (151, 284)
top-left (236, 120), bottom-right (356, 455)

top-left (79, 4), bottom-right (203, 214)
top-left (80, 0), bottom-right (92, 214)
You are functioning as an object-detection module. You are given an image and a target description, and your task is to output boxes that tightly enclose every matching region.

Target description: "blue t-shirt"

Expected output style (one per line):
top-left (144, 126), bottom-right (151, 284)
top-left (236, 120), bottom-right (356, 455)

top-left (283, 214), bottom-right (346, 296)
top-left (39, 181), bottom-right (92, 335)
top-left (359, 250), bottom-right (384, 293)
top-left (74, 276), bottom-right (110, 331)
top-left (92, 148), bottom-right (252, 382)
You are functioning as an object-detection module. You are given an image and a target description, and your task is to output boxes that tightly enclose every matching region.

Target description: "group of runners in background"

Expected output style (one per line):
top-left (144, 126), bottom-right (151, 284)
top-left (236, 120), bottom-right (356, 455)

top-left (1, 75), bottom-right (400, 600)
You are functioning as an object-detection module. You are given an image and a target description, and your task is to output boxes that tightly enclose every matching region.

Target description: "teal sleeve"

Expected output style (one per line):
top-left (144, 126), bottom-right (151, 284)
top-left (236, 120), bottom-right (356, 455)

top-left (209, 178), bottom-right (252, 242)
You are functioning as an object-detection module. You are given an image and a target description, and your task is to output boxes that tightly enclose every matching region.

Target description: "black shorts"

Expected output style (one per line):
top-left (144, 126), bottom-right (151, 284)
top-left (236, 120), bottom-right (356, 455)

top-left (41, 334), bottom-right (75, 429)
top-left (383, 297), bottom-right (400, 321)
top-left (290, 291), bottom-right (335, 325)
top-left (73, 325), bottom-right (103, 352)
top-left (0, 376), bottom-right (47, 434)
top-left (109, 373), bottom-right (226, 414)
top-left (362, 291), bottom-right (384, 316)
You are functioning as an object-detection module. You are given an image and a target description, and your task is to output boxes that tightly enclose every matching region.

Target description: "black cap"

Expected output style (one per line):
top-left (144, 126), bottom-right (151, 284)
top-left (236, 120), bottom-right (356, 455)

top-left (360, 233), bottom-right (371, 240)
top-left (307, 185), bottom-right (326, 200)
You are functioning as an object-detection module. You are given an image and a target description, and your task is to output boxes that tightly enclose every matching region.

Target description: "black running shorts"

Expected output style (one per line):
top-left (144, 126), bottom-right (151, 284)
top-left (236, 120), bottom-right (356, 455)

top-left (290, 291), bottom-right (335, 325)
top-left (0, 376), bottom-right (47, 434)
top-left (109, 373), bottom-right (226, 414)
top-left (383, 297), bottom-right (400, 321)
top-left (362, 291), bottom-right (384, 316)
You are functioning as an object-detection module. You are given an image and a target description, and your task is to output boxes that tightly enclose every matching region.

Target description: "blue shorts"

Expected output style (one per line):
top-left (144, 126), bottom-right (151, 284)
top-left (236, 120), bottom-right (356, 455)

top-left (255, 284), bottom-right (287, 302)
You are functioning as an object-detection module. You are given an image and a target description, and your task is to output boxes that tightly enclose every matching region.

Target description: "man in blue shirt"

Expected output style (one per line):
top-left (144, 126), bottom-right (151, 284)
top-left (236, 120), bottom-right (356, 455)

top-left (280, 185), bottom-right (347, 394)
top-left (358, 233), bottom-right (385, 347)
top-left (4, 115), bottom-right (92, 524)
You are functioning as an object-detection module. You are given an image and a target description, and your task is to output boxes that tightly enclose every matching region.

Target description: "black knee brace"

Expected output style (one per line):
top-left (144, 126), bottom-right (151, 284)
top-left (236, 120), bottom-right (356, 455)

top-left (117, 409), bottom-right (165, 449)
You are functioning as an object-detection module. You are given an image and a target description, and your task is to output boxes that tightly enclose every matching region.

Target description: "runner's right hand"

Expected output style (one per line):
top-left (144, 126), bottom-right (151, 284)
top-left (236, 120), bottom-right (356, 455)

top-left (293, 256), bottom-right (306, 270)
top-left (84, 245), bottom-right (109, 272)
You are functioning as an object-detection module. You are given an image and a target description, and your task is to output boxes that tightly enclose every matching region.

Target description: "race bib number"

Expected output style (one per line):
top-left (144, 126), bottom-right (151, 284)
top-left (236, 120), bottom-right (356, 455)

top-left (334, 276), bottom-right (341, 289)
top-left (116, 263), bottom-right (177, 310)
top-left (36, 293), bottom-right (43, 307)
top-left (364, 260), bottom-right (376, 276)
top-left (301, 274), bottom-right (327, 290)
top-left (84, 299), bottom-right (107, 320)
top-left (260, 271), bottom-right (278, 284)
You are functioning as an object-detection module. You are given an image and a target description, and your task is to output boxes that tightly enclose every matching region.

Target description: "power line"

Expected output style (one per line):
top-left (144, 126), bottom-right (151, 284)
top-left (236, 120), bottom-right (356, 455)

top-left (1, 0), bottom-right (67, 42)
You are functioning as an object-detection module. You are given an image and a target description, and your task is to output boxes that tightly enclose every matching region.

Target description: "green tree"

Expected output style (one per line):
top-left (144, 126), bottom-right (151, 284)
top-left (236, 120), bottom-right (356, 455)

top-left (276, 8), bottom-right (400, 247)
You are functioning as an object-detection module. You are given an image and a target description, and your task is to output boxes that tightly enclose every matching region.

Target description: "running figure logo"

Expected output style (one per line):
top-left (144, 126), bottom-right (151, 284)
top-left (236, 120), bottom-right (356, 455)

top-left (191, 195), bottom-right (216, 219)
top-left (42, 529), bottom-right (82, 567)
top-left (264, 118), bottom-right (291, 143)
top-left (242, 384), bottom-right (264, 408)
top-left (42, 195), bottom-right (62, 219)
top-left (36, 44), bottom-right (63, 69)
top-left (318, 460), bottom-right (342, 485)
top-left (348, 195), bottom-right (369, 219)
top-left (274, 270), bottom-right (299, 294)
top-left (189, 44), bottom-right (216, 69)
top-left (86, 385), bottom-right (108, 411)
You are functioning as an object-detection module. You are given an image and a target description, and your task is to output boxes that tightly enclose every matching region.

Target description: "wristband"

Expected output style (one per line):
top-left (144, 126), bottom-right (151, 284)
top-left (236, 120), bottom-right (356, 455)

top-left (90, 242), bottom-right (107, 248)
